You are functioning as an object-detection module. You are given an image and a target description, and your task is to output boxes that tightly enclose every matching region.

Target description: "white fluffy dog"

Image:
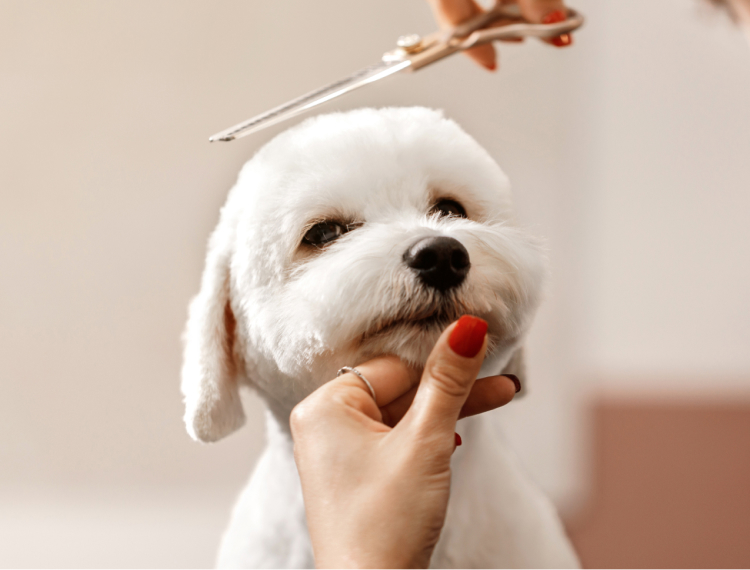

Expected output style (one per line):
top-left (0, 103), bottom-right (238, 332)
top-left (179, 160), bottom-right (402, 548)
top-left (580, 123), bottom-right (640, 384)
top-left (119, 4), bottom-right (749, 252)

top-left (182, 107), bottom-right (579, 568)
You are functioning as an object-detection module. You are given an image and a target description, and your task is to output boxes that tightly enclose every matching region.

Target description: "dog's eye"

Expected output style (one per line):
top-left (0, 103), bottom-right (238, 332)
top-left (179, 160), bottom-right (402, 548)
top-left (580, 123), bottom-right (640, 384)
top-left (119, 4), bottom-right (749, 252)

top-left (430, 199), bottom-right (467, 219)
top-left (302, 221), bottom-right (347, 247)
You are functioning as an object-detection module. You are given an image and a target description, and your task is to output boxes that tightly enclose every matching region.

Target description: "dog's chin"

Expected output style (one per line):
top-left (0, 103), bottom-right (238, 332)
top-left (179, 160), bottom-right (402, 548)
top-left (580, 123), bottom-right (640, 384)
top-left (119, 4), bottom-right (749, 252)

top-left (356, 302), bottom-right (484, 366)
top-left (363, 313), bottom-right (453, 340)
top-left (357, 323), bottom-right (444, 367)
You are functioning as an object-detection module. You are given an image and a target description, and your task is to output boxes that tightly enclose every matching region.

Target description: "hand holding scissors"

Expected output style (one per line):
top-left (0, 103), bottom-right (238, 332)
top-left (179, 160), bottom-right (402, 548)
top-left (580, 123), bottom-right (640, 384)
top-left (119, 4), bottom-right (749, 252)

top-left (428, 0), bottom-right (574, 71)
top-left (210, 2), bottom-right (583, 142)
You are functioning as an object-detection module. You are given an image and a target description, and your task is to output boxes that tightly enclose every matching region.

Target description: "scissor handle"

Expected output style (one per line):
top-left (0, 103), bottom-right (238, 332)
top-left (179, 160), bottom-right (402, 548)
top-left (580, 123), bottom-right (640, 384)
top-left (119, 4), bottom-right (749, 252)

top-left (385, 5), bottom-right (584, 71)
top-left (459, 8), bottom-right (584, 49)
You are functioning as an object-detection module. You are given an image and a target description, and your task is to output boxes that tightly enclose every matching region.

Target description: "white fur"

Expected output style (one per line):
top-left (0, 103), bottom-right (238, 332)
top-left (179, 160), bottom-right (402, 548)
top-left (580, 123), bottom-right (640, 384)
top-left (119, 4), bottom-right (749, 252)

top-left (182, 107), bottom-right (579, 568)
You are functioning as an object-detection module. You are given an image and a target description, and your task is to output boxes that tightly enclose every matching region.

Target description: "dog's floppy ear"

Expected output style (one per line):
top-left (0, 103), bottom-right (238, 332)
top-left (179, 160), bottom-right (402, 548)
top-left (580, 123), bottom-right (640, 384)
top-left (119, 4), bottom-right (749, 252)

top-left (502, 346), bottom-right (527, 397)
top-left (181, 223), bottom-right (245, 443)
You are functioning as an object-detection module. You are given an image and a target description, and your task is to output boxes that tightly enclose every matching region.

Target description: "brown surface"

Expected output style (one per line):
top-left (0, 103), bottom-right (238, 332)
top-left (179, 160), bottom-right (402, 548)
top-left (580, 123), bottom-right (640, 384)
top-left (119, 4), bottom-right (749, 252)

top-left (567, 401), bottom-right (750, 569)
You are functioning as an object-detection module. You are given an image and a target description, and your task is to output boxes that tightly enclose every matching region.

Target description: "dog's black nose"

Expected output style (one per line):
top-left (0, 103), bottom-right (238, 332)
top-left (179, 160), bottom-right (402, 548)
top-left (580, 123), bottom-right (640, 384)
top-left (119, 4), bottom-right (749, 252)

top-left (403, 236), bottom-right (470, 292)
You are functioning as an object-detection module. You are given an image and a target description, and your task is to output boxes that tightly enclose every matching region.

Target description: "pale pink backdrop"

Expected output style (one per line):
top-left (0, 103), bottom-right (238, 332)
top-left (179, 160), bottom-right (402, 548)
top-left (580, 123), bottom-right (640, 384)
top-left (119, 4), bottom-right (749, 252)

top-left (1, 1), bottom-right (749, 566)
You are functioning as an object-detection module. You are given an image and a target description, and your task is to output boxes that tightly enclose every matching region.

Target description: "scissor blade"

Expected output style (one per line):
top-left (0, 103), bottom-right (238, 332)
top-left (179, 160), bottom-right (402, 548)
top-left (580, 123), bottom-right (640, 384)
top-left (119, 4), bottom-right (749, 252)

top-left (209, 59), bottom-right (411, 142)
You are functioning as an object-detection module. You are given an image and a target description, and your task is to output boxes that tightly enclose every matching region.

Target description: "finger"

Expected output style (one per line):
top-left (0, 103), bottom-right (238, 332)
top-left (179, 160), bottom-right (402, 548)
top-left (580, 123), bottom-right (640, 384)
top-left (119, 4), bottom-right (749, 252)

top-left (463, 44), bottom-right (498, 71)
top-left (297, 374), bottom-right (384, 428)
top-left (346, 355), bottom-right (421, 407)
top-left (379, 384), bottom-right (418, 427)
top-left (428, 0), bottom-right (482, 26)
top-left (383, 374), bottom-right (519, 427)
top-left (457, 375), bottom-right (517, 418)
top-left (401, 315), bottom-right (488, 437)
top-left (380, 374), bottom-right (518, 427)
top-left (427, 0), bottom-right (498, 70)
top-left (291, 357), bottom-right (420, 437)
top-left (516, 0), bottom-right (573, 47)
top-left (516, 0), bottom-right (565, 22)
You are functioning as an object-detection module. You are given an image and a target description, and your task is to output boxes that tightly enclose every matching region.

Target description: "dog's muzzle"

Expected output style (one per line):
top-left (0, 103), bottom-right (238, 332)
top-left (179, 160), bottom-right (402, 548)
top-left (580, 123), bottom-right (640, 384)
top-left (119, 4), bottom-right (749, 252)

top-left (403, 236), bottom-right (470, 292)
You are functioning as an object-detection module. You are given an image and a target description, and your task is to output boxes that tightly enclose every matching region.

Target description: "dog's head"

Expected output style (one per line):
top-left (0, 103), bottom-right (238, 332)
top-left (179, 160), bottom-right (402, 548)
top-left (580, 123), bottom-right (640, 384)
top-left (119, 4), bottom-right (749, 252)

top-left (181, 107), bottom-right (545, 442)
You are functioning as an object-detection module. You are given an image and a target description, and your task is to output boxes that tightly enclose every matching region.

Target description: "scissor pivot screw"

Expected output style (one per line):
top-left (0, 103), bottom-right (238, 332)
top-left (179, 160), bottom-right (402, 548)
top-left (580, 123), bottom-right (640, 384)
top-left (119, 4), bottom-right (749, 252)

top-left (396, 34), bottom-right (423, 53)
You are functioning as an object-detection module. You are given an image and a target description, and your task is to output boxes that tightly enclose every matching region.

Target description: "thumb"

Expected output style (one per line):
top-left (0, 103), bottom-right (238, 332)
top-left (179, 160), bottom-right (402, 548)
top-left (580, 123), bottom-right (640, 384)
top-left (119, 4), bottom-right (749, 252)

top-left (403, 316), bottom-right (488, 437)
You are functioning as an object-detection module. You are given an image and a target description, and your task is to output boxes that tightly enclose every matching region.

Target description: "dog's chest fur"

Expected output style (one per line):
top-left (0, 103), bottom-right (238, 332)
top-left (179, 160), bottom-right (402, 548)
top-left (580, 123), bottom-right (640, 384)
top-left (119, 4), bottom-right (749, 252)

top-left (216, 414), bottom-right (578, 568)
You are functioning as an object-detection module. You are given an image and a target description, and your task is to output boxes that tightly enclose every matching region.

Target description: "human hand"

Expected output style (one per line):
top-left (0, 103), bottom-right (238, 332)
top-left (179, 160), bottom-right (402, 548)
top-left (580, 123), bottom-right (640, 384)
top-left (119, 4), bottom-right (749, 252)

top-left (426, 0), bottom-right (573, 71)
top-left (291, 316), bottom-right (519, 568)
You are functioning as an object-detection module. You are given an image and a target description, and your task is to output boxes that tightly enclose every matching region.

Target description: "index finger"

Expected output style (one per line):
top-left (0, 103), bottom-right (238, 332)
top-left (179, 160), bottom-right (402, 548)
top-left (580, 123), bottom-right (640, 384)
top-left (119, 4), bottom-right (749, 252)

top-left (345, 355), bottom-right (422, 407)
top-left (379, 373), bottom-right (518, 427)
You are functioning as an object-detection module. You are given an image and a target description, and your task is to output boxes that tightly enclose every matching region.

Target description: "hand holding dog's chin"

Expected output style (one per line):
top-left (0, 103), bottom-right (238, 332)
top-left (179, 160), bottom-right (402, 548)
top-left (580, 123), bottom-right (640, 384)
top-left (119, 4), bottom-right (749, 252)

top-left (291, 317), bottom-right (517, 569)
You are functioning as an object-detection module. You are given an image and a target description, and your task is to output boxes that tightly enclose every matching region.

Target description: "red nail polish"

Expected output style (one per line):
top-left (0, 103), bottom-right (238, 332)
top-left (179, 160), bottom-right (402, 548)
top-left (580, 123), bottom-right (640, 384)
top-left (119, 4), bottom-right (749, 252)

top-left (541, 9), bottom-right (566, 24)
top-left (505, 374), bottom-right (522, 393)
top-left (448, 315), bottom-right (488, 358)
top-left (487, 62), bottom-right (497, 71)
top-left (542, 10), bottom-right (572, 48)
top-left (455, 432), bottom-right (462, 446)
top-left (550, 33), bottom-right (572, 47)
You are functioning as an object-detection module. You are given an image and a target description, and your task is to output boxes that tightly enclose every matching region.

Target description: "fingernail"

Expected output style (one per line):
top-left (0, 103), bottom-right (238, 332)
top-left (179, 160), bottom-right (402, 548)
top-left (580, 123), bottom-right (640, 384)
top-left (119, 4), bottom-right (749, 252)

top-left (487, 62), bottom-right (497, 71)
top-left (541, 9), bottom-right (566, 24)
top-left (541, 10), bottom-right (572, 48)
top-left (550, 33), bottom-right (572, 47)
top-left (504, 374), bottom-right (522, 393)
top-left (448, 315), bottom-right (488, 358)
top-left (455, 432), bottom-right (462, 446)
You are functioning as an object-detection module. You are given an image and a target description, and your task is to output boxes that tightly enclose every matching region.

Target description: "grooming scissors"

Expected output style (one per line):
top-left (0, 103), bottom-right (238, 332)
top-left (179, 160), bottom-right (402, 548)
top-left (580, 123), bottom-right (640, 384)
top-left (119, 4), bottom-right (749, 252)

top-left (209, 4), bottom-right (584, 142)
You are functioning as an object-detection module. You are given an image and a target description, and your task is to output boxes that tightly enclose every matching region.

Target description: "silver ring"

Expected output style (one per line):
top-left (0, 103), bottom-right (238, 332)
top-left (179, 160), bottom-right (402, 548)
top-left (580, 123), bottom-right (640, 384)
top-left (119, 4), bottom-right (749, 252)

top-left (337, 366), bottom-right (377, 404)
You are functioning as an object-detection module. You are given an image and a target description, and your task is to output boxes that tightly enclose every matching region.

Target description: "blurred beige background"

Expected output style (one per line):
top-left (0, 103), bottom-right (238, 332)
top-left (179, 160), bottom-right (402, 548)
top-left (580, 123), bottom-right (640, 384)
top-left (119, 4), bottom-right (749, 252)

top-left (1, 0), bottom-right (749, 567)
